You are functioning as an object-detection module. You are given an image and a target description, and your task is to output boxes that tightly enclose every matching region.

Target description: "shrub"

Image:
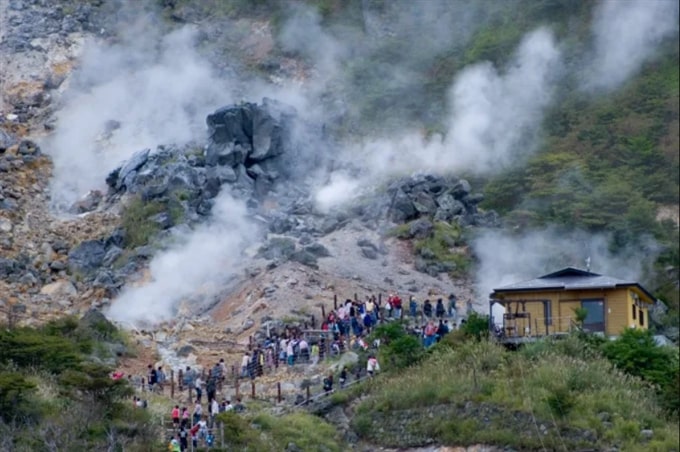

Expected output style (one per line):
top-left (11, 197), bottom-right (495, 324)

top-left (120, 196), bottom-right (166, 248)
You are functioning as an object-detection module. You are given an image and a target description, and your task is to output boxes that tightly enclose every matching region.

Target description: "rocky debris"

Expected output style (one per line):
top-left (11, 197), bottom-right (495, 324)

top-left (380, 174), bottom-right (499, 228)
top-left (0, 129), bottom-right (16, 151)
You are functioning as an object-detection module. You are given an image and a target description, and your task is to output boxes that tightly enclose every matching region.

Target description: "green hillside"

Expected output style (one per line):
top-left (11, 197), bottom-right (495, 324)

top-left (160, 0), bottom-right (678, 320)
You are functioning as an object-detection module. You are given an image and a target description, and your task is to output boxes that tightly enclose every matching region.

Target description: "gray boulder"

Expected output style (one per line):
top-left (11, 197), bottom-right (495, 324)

top-left (0, 129), bottom-right (16, 151)
top-left (258, 237), bottom-right (296, 260)
top-left (304, 242), bottom-right (331, 257)
top-left (409, 219), bottom-right (434, 239)
top-left (290, 250), bottom-right (318, 268)
top-left (205, 142), bottom-right (247, 167)
top-left (68, 240), bottom-right (106, 275)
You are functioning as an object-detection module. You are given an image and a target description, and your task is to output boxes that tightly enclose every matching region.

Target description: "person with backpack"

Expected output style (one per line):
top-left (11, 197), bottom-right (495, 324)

top-left (435, 298), bottom-right (446, 319)
top-left (423, 299), bottom-right (433, 318)
top-left (178, 428), bottom-right (188, 451)
top-left (409, 297), bottom-right (418, 318)
top-left (339, 367), bottom-right (348, 388)
top-left (206, 377), bottom-right (216, 403)
top-left (323, 373), bottom-right (334, 394)
top-left (147, 364), bottom-right (157, 392)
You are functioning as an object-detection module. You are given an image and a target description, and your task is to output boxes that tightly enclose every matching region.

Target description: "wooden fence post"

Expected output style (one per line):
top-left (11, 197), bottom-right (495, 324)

top-left (178, 369), bottom-right (183, 391)
top-left (251, 380), bottom-right (256, 399)
top-left (277, 382), bottom-right (282, 403)
top-left (321, 305), bottom-right (326, 319)
top-left (170, 369), bottom-right (175, 399)
top-left (334, 294), bottom-right (338, 310)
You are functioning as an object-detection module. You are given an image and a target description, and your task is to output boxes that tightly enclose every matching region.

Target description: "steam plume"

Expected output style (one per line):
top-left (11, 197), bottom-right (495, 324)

top-left (472, 228), bottom-right (660, 304)
top-left (584, 0), bottom-right (679, 91)
top-left (46, 25), bottom-right (231, 209)
top-left (107, 190), bottom-right (257, 326)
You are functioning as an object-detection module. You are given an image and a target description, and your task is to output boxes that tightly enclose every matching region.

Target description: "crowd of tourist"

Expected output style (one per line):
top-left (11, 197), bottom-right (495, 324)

top-left (117, 291), bottom-right (473, 450)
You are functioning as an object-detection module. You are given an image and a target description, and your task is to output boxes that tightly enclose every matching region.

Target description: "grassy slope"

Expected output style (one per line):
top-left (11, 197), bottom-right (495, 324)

top-left (348, 335), bottom-right (679, 451)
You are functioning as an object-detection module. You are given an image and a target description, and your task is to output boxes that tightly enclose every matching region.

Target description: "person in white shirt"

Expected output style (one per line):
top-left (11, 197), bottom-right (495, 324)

top-left (194, 376), bottom-right (203, 402)
top-left (367, 355), bottom-right (380, 377)
top-left (210, 398), bottom-right (220, 427)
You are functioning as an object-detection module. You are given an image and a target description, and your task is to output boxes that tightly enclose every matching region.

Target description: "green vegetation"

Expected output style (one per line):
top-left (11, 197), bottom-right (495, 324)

top-left (341, 333), bottom-right (679, 450)
top-left (120, 195), bottom-right (183, 249)
top-left (215, 411), bottom-right (344, 451)
top-left (0, 317), bottom-right (156, 451)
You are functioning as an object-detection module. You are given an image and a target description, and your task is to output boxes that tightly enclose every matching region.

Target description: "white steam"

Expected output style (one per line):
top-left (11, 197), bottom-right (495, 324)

top-left (444, 26), bottom-right (560, 172)
top-left (316, 27), bottom-right (561, 210)
top-left (107, 191), bottom-right (257, 326)
top-left (46, 26), bottom-right (230, 208)
top-left (472, 228), bottom-right (660, 305)
top-left (584, 0), bottom-right (679, 91)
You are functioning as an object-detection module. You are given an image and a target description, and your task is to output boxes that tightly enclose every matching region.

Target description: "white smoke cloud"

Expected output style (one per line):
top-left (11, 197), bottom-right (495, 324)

top-left (315, 27), bottom-right (561, 209)
top-left (107, 190), bottom-right (257, 327)
top-left (584, 0), bottom-right (679, 91)
top-left (471, 227), bottom-right (660, 308)
top-left (46, 25), bottom-right (232, 209)
top-left (279, 4), bottom-right (347, 82)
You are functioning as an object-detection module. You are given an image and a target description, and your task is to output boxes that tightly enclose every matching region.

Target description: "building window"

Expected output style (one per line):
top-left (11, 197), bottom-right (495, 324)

top-left (545, 301), bottom-right (553, 326)
top-left (639, 310), bottom-right (644, 327)
top-left (632, 304), bottom-right (636, 320)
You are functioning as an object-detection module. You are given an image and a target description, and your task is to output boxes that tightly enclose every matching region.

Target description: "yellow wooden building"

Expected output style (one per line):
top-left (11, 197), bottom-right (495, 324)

top-left (489, 267), bottom-right (656, 341)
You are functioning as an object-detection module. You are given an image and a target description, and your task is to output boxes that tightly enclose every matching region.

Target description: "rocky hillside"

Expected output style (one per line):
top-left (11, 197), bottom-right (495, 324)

top-left (0, 1), bottom-right (678, 449)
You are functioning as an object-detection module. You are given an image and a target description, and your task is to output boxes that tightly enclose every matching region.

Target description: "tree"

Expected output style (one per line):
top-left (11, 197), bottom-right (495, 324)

top-left (602, 328), bottom-right (679, 415)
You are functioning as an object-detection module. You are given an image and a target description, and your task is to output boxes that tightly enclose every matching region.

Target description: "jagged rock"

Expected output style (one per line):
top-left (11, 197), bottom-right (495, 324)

top-left (107, 148), bottom-right (150, 191)
top-left (304, 242), bottom-right (331, 257)
top-left (259, 237), bottom-right (296, 260)
top-left (70, 190), bottom-right (103, 214)
top-left (436, 193), bottom-right (464, 215)
top-left (68, 240), bottom-right (106, 275)
top-left (290, 250), bottom-right (318, 268)
top-left (409, 218), bottom-right (434, 239)
top-left (40, 279), bottom-right (77, 297)
top-left (18, 140), bottom-right (40, 155)
top-left (390, 189), bottom-right (417, 223)
top-left (241, 318), bottom-right (255, 332)
top-left (451, 179), bottom-right (471, 198)
top-left (149, 212), bottom-right (173, 229)
top-left (102, 246), bottom-right (123, 267)
top-left (49, 260), bottom-right (66, 271)
top-left (0, 129), bottom-right (16, 151)
top-left (176, 344), bottom-right (196, 357)
top-left (205, 142), bottom-right (247, 167)
top-left (360, 246), bottom-right (378, 260)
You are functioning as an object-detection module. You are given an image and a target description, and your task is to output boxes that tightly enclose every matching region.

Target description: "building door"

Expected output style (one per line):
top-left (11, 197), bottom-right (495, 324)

top-left (581, 299), bottom-right (605, 332)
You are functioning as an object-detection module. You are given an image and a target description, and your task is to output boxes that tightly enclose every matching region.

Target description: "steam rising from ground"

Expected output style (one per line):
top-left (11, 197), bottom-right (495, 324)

top-left (472, 228), bottom-right (660, 306)
top-left (107, 191), bottom-right (256, 326)
top-left (43, 1), bottom-right (673, 327)
top-left (316, 27), bottom-right (560, 209)
top-left (47, 25), bottom-right (230, 208)
top-left (584, 0), bottom-right (679, 91)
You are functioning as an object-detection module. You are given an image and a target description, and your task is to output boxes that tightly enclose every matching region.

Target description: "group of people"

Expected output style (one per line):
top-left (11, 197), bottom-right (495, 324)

top-left (167, 397), bottom-right (246, 451)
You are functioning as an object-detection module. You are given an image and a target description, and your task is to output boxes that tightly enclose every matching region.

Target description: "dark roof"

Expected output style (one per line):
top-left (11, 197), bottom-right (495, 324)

top-left (492, 266), bottom-right (656, 302)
